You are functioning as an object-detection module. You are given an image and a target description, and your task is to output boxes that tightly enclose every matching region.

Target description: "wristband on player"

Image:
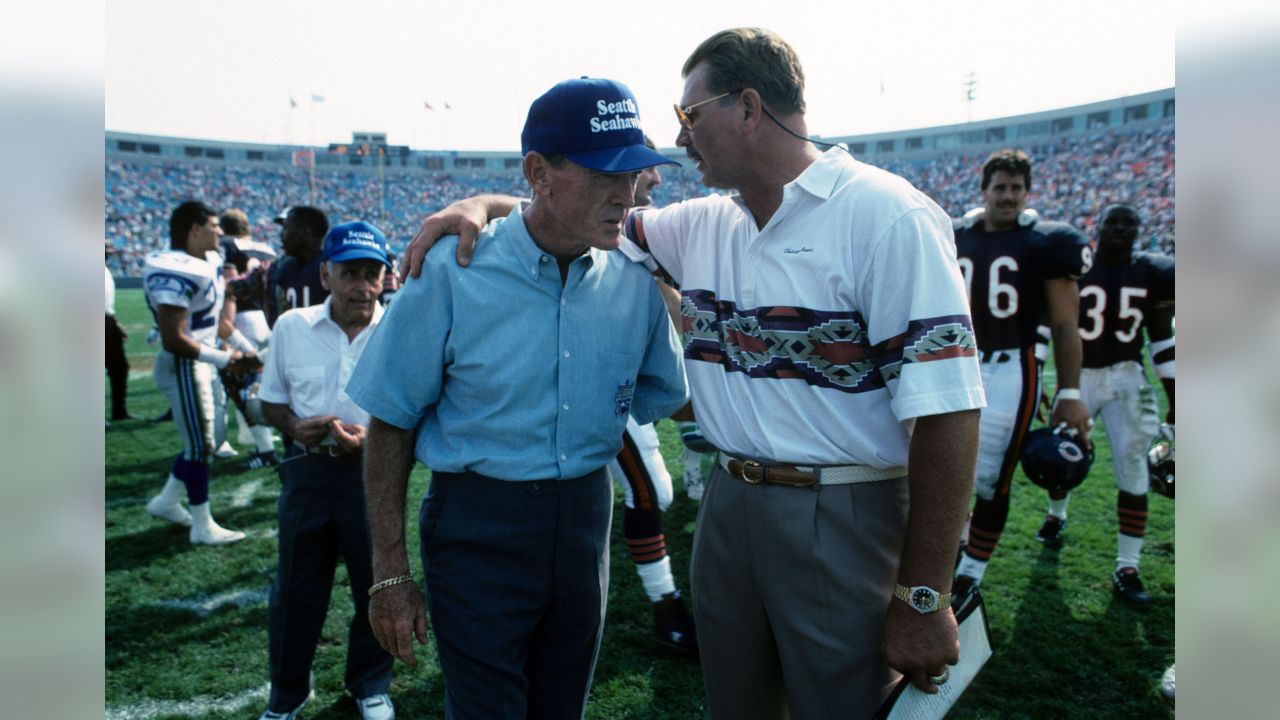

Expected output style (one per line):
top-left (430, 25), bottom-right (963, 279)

top-left (226, 328), bottom-right (256, 354)
top-left (1052, 388), bottom-right (1081, 408)
top-left (196, 345), bottom-right (233, 369)
top-left (1148, 336), bottom-right (1175, 379)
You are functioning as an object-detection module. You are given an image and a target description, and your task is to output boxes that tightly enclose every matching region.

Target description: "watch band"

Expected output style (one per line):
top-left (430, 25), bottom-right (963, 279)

top-left (894, 583), bottom-right (953, 613)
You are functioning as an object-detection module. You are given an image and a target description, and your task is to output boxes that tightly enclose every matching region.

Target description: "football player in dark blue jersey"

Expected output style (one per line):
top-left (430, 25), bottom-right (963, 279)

top-left (953, 149), bottom-right (1094, 596)
top-left (266, 206), bottom-right (330, 328)
top-left (1036, 203), bottom-right (1174, 604)
top-left (219, 208), bottom-right (283, 470)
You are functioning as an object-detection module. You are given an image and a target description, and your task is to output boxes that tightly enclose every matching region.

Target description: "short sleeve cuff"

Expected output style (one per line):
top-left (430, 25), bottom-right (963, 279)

top-left (891, 387), bottom-right (986, 422)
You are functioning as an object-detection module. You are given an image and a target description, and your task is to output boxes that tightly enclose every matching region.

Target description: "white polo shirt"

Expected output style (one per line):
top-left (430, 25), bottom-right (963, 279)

top-left (258, 297), bottom-right (385, 435)
top-left (630, 148), bottom-right (985, 468)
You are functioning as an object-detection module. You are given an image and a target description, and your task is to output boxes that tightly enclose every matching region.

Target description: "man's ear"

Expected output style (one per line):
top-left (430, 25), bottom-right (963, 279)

top-left (739, 88), bottom-right (765, 133)
top-left (524, 152), bottom-right (553, 197)
top-left (319, 261), bottom-right (332, 291)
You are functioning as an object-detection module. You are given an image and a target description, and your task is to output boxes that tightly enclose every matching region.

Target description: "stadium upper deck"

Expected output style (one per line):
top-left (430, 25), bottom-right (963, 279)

top-left (106, 89), bottom-right (1173, 276)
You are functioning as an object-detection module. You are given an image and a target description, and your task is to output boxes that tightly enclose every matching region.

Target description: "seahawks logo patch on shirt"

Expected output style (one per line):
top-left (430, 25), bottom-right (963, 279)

top-left (615, 380), bottom-right (635, 416)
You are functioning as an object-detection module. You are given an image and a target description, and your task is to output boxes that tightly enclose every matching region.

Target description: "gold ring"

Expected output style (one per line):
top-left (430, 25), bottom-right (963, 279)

top-left (929, 669), bottom-right (950, 685)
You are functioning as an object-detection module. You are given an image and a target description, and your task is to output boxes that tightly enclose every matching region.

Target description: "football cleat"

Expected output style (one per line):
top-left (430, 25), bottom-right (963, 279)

top-left (652, 590), bottom-right (699, 655)
top-left (214, 441), bottom-right (239, 459)
top-left (190, 520), bottom-right (246, 546)
top-left (239, 450), bottom-right (281, 471)
top-left (1035, 514), bottom-right (1067, 549)
top-left (1020, 426), bottom-right (1094, 493)
top-left (146, 496), bottom-right (192, 527)
top-left (1112, 567), bottom-right (1152, 605)
top-left (1161, 664), bottom-right (1175, 701)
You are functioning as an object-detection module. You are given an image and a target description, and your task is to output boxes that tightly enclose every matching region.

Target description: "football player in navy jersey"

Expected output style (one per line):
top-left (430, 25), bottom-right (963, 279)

top-left (219, 208), bottom-right (283, 470)
top-left (1036, 203), bottom-right (1174, 604)
top-left (953, 149), bottom-right (1094, 596)
top-left (266, 206), bottom-right (330, 328)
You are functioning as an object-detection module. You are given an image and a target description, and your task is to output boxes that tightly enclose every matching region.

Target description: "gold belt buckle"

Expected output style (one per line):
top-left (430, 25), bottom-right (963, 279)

top-left (741, 459), bottom-right (765, 484)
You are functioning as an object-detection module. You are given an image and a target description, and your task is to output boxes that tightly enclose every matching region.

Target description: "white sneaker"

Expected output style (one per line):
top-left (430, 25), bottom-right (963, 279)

top-left (190, 521), bottom-right (246, 545)
top-left (146, 495), bottom-right (192, 527)
top-left (1161, 664), bottom-right (1175, 701)
top-left (214, 441), bottom-right (239, 458)
top-left (356, 693), bottom-right (395, 720)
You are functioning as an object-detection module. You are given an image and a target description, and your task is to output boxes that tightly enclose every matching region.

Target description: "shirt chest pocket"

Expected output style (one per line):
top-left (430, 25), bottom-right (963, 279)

top-left (595, 349), bottom-right (642, 421)
top-left (289, 366), bottom-right (328, 411)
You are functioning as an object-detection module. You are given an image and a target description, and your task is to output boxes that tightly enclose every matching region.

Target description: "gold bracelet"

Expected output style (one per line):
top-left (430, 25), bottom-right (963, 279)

top-left (367, 573), bottom-right (414, 598)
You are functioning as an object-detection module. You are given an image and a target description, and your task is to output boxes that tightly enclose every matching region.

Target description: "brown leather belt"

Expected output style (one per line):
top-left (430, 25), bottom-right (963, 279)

top-left (719, 453), bottom-right (907, 487)
top-left (724, 457), bottom-right (820, 487)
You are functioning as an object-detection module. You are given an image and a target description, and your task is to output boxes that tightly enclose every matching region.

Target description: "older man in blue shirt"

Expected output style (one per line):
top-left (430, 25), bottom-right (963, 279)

top-left (346, 77), bottom-right (687, 720)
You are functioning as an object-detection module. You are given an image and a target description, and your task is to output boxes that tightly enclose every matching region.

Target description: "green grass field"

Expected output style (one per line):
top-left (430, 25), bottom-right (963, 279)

top-left (105, 288), bottom-right (1174, 719)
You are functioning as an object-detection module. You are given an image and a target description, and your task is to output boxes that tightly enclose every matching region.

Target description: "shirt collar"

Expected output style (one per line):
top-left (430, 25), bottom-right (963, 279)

top-left (791, 147), bottom-right (854, 201)
top-left (506, 203), bottom-right (598, 279)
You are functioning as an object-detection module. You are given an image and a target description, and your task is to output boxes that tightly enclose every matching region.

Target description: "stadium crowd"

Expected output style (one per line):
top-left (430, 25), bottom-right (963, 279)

top-left (105, 122), bottom-right (1173, 275)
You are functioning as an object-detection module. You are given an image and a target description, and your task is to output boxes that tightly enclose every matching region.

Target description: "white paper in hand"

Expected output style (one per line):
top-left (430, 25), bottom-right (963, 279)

top-left (874, 594), bottom-right (994, 720)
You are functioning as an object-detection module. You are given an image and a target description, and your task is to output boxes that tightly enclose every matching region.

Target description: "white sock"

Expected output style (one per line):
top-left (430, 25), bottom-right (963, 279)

top-left (157, 475), bottom-right (186, 504)
top-left (955, 556), bottom-right (989, 584)
top-left (1116, 535), bottom-right (1144, 570)
top-left (188, 502), bottom-right (245, 544)
top-left (251, 425), bottom-right (276, 454)
top-left (236, 410), bottom-right (253, 445)
top-left (1048, 496), bottom-right (1070, 519)
top-left (190, 502), bottom-right (215, 528)
top-left (635, 557), bottom-right (676, 602)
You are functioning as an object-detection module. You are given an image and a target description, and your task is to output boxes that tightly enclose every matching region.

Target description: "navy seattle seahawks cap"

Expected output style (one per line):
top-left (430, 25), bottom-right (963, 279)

top-left (521, 77), bottom-right (679, 173)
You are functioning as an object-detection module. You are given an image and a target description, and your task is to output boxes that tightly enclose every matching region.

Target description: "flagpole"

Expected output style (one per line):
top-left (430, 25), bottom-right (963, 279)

top-left (309, 94), bottom-right (325, 206)
top-left (378, 146), bottom-right (386, 226)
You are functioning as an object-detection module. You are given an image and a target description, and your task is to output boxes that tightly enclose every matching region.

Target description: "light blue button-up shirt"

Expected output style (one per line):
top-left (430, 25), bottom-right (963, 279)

top-left (347, 206), bottom-right (688, 481)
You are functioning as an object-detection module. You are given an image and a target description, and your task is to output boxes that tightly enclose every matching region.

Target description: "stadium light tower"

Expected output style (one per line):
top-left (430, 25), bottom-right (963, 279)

top-left (964, 72), bottom-right (978, 123)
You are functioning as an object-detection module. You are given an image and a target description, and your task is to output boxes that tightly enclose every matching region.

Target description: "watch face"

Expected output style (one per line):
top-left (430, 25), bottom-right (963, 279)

top-left (911, 587), bottom-right (937, 612)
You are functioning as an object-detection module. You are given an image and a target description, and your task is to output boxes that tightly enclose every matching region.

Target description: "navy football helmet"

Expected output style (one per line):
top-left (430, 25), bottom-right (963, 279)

top-left (1020, 426), bottom-right (1094, 493)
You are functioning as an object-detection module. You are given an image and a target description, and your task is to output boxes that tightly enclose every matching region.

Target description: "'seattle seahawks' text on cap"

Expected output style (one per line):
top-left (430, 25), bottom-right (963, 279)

top-left (321, 221), bottom-right (391, 267)
top-left (521, 77), bottom-right (680, 173)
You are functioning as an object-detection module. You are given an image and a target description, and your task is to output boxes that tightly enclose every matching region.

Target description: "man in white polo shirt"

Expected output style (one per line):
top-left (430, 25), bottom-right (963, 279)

top-left (256, 221), bottom-right (396, 720)
top-left (401, 28), bottom-right (986, 718)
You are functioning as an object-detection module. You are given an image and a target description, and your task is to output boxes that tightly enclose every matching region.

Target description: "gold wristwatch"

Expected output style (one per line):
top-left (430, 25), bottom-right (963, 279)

top-left (894, 583), bottom-right (952, 614)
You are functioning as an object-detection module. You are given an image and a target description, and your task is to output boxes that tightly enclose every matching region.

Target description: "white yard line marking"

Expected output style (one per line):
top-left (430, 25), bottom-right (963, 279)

top-left (106, 682), bottom-right (270, 720)
top-left (230, 479), bottom-right (264, 508)
top-left (154, 587), bottom-right (270, 618)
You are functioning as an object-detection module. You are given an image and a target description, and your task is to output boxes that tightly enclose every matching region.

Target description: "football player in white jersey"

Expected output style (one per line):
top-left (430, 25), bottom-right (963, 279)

top-left (144, 201), bottom-right (261, 545)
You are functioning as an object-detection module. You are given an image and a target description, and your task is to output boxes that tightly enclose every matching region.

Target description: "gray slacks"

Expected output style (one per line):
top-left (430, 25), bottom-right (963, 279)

top-left (690, 461), bottom-right (910, 720)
